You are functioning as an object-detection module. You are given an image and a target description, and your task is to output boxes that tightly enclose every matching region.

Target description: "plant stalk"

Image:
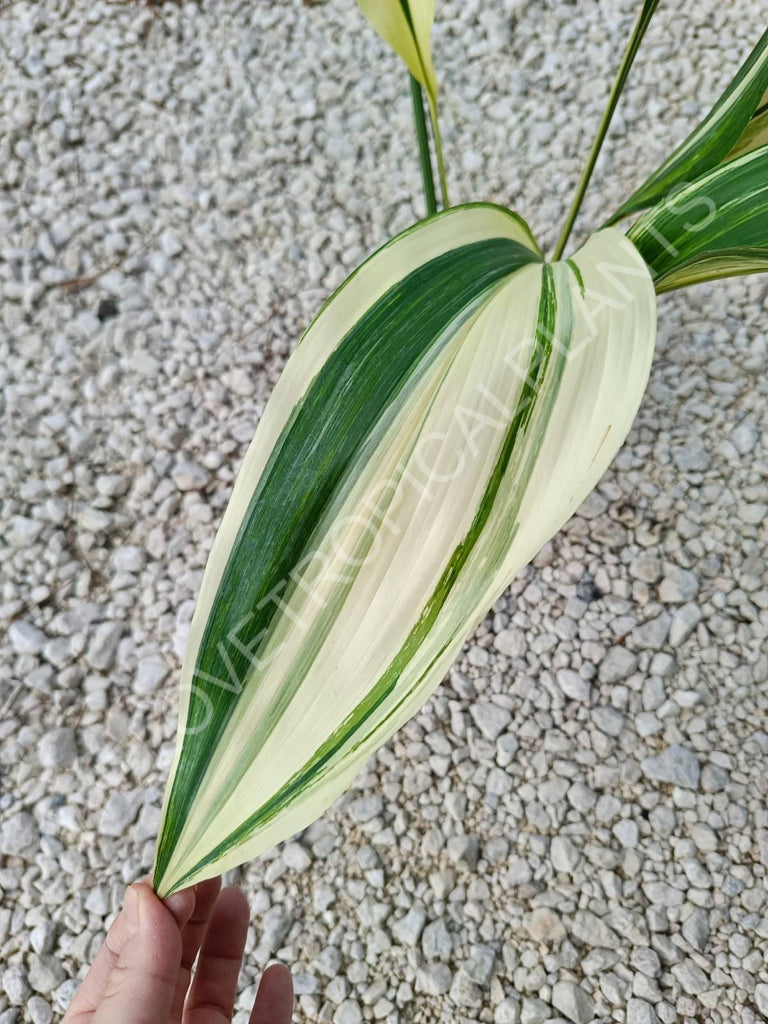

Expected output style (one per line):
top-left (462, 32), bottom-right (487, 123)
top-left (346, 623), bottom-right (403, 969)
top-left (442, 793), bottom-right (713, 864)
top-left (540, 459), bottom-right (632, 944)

top-left (409, 75), bottom-right (438, 216)
top-left (552, 0), bottom-right (662, 260)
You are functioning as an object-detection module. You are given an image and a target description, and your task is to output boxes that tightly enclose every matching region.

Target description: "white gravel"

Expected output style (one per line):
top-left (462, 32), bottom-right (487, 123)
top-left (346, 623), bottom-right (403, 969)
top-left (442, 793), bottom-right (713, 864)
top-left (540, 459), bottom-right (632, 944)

top-left (1, 1), bottom-right (768, 1023)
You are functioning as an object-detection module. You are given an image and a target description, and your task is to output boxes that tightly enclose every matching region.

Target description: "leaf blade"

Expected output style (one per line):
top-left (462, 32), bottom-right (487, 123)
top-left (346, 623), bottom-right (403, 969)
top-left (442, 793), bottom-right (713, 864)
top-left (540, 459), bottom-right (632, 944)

top-left (610, 27), bottom-right (768, 221)
top-left (154, 222), bottom-right (655, 896)
top-left (627, 143), bottom-right (768, 289)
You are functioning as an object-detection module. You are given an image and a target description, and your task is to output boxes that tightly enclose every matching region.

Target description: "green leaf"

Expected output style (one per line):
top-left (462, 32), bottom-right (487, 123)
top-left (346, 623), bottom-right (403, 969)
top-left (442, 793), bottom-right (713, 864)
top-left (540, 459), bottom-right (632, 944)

top-left (610, 27), bottom-right (768, 222)
top-left (153, 209), bottom-right (655, 896)
top-left (627, 143), bottom-right (768, 290)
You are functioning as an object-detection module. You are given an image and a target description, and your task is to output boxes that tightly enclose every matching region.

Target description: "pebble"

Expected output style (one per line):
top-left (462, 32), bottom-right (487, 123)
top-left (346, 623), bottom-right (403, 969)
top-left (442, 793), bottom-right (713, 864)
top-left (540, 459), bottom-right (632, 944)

top-left (134, 656), bottom-right (170, 695)
top-left (98, 793), bottom-right (137, 837)
top-left (38, 728), bottom-right (77, 769)
top-left (8, 620), bottom-right (46, 655)
top-left (390, 907), bottom-right (426, 947)
top-left (627, 998), bottom-right (659, 1024)
top-left (556, 669), bottom-right (590, 702)
top-left (1, 812), bottom-right (40, 858)
top-left (551, 981), bottom-right (594, 1024)
top-left (469, 701), bottom-right (512, 740)
top-left (641, 744), bottom-right (700, 789)
top-left (598, 647), bottom-right (638, 683)
top-left (27, 956), bottom-right (65, 995)
top-left (668, 603), bottom-right (702, 645)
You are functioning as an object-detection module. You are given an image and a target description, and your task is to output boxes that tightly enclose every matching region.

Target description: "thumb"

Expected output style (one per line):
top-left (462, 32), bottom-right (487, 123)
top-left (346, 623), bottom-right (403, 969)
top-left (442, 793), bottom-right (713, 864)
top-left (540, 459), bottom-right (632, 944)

top-left (92, 883), bottom-right (184, 1024)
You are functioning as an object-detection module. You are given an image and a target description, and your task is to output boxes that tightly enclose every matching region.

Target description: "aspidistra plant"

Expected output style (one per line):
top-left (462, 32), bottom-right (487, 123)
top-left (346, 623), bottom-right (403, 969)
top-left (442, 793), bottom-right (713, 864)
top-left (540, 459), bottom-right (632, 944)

top-left (153, 2), bottom-right (768, 896)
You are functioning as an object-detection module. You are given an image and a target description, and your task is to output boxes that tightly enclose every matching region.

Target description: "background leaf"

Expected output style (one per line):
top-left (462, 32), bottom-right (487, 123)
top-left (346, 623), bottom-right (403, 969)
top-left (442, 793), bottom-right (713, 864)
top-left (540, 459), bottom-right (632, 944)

top-left (610, 27), bottom-right (768, 221)
top-left (627, 144), bottom-right (768, 289)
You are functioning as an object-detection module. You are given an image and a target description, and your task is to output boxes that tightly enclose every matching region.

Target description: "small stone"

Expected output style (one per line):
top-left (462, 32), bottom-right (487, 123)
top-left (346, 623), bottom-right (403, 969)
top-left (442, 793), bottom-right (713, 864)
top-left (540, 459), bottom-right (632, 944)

top-left (570, 910), bottom-right (619, 948)
top-left (556, 669), bottom-right (590, 702)
top-left (96, 473), bottom-right (127, 498)
top-left (520, 997), bottom-right (550, 1024)
top-left (422, 918), bottom-right (453, 960)
top-left (551, 981), bottom-right (594, 1024)
top-left (668, 603), bottom-right (702, 645)
top-left (112, 546), bottom-right (147, 573)
top-left (416, 964), bottom-right (452, 996)
top-left (38, 728), bottom-right (77, 768)
top-left (391, 907), bottom-right (426, 947)
top-left (681, 908), bottom-right (710, 951)
top-left (2, 966), bottom-right (31, 1005)
top-left (462, 944), bottom-right (495, 986)
top-left (30, 922), bottom-right (57, 955)
top-left (8, 620), bottom-right (46, 654)
top-left (1, 811), bottom-right (39, 857)
top-left (598, 647), bottom-right (638, 683)
top-left (333, 1000), bottom-right (362, 1024)
top-left (449, 971), bottom-right (482, 1008)
top-left (523, 907), bottom-right (566, 943)
top-left (85, 622), bottom-right (123, 671)
top-left (613, 819), bottom-right (639, 848)
top-left (27, 956), bottom-right (65, 995)
top-left (671, 959), bottom-right (708, 995)
top-left (550, 836), bottom-right (581, 874)
top-left (27, 996), bottom-right (52, 1024)
top-left (754, 984), bottom-right (768, 1017)
top-left (659, 568), bottom-right (698, 604)
top-left (261, 907), bottom-right (292, 953)
top-left (470, 701), bottom-right (512, 741)
top-left (99, 793), bottom-right (137, 837)
top-left (172, 460), bottom-right (210, 491)
top-left (282, 842), bottom-right (311, 872)
top-left (592, 706), bottom-right (624, 737)
top-left (495, 997), bottom-right (522, 1024)
top-left (641, 744), bottom-right (700, 789)
top-left (447, 833), bottom-right (479, 869)
top-left (630, 613), bottom-right (671, 650)
top-left (700, 763), bottom-right (729, 792)
top-left (347, 794), bottom-right (383, 823)
top-left (134, 656), bottom-right (169, 695)
top-left (627, 998), bottom-right (659, 1024)
top-left (494, 628), bottom-right (525, 657)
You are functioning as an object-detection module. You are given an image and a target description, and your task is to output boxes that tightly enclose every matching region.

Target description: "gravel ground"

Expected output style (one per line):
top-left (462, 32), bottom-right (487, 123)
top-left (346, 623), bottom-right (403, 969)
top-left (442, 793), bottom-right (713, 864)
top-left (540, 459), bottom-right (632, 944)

top-left (1, 1), bottom-right (768, 1022)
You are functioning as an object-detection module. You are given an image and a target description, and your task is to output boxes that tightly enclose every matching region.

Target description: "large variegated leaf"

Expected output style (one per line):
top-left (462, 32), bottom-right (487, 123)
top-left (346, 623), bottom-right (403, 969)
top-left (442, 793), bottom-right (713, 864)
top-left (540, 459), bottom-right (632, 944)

top-left (610, 27), bottom-right (768, 221)
top-left (627, 143), bottom-right (768, 291)
top-left (153, 207), bottom-right (655, 896)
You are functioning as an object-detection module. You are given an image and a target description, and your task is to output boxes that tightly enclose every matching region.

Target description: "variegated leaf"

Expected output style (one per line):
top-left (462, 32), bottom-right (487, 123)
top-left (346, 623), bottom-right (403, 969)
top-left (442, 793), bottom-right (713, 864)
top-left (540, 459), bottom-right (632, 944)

top-left (610, 27), bottom-right (768, 221)
top-left (627, 143), bottom-right (768, 290)
top-left (153, 207), bottom-right (655, 896)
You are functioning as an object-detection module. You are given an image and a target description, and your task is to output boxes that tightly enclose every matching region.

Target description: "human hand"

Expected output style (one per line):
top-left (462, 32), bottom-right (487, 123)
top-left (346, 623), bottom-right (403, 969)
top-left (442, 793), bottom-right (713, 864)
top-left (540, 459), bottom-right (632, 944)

top-left (64, 876), bottom-right (293, 1024)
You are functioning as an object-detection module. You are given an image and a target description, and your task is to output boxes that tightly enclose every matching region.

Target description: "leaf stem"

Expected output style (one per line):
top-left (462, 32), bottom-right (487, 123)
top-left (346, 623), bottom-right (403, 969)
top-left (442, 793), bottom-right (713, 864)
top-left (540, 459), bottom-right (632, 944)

top-left (427, 97), bottom-right (450, 209)
top-left (409, 75), bottom-right (438, 216)
top-left (552, 0), bottom-right (662, 260)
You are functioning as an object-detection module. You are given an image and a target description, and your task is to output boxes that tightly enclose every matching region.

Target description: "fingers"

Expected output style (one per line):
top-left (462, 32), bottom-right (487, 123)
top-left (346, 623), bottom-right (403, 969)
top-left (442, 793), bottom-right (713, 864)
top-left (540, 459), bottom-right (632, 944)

top-left (182, 887), bottom-right (250, 1024)
top-left (169, 876), bottom-right (222, 1022)
top-left (89, 883), bottom-right (193, 1024)
top-left (248, 965), bottom-right (293, 1024)
top-left (64, 883), bottom-right (195, 1024)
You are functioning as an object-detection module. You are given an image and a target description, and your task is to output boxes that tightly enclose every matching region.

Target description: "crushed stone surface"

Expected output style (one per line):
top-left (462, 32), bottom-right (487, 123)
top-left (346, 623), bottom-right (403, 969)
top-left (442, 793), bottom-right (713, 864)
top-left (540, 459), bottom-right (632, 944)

top-left (1, 1), bottom-right (767, 1022)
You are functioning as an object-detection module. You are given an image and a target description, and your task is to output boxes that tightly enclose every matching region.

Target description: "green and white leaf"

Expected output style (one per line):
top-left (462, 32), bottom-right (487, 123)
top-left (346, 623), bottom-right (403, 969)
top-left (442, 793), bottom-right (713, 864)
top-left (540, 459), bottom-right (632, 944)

top-left (627, 143), bottom-right (768, 291)
top-left (610, 27), bottom-right (768, 222)
top-left (357, 0), bottom-right (437, 103)
top-left (726, 86), bottom-right (768, 160)
top-left (153, 207), bottom-right (655, 897)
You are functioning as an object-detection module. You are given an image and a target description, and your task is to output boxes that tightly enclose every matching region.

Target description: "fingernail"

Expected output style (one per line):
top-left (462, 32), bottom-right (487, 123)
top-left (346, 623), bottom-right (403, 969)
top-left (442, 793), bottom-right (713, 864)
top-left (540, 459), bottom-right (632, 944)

top-left (122, 885), bottom-right (140, 936)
